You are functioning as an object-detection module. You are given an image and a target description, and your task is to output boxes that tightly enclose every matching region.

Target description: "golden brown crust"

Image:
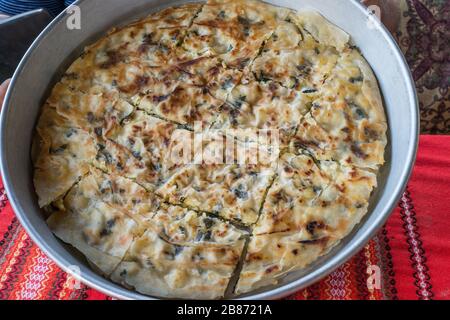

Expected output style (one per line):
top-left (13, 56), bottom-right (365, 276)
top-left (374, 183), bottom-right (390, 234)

top-left (33, 106), bottom-right (97, 207)
top-left (289, 10), bottom-right (350, 51)
top-left (34, 0), bottom-right (387, 299)
top-left (212, 76), bottom-right (314, 146)
top-left (289, 47), bottom-right (387, 170)
top-left (46, 176), bottom-right (141, 275)
top-left (138, 84), bottom-right (223, 128)
top-left (356, 55), bottom-right (387, 127)
top-left (236, 231), bottom-right (337, 294)
top-left (110, 227), bottom-right (246, 299)
top-left (254, 153), bottom-right (377, 237)
top-left (156, 131), bottom-right (277, 225)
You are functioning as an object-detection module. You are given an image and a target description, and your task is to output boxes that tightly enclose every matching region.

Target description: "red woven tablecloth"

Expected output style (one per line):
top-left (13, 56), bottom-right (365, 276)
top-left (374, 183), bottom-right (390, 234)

top-left (0, 135), bottom-right (449, 300)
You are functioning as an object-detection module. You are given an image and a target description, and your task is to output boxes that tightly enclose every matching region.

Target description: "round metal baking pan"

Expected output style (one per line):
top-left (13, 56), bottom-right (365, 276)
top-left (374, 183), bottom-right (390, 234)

top-left (0, 0), bottom-right (419, 299)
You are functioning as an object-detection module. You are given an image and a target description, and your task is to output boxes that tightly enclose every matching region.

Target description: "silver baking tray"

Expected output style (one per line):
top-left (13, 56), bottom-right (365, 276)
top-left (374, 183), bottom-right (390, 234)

top-left (0, 0), bottom-right (419, 299)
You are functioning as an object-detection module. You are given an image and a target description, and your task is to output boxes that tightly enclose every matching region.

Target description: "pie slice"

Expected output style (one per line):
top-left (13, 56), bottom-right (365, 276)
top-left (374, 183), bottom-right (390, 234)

top-left (47, 175), bottom-right (142, 276)
top-left (212, 76), bottom-right (315, 146)
top-left (33, 106), bottom-right (97, 207)
top-left (105, 110), bottom-right (178, 177)
top-left (173, 56), bottom-right (244, 102)
top-left (156, 132), bottom-right (277, 225)
top-left (194, 0), bottom-right (290, 26)
top-left (262, 20), bottom-right (304, 51)
top-left (65, 3), bottom-right (201, 71)
top-left (137, 83), bottom-right (224, 128)
top-left (61, 49), bottom-right (157, 100)
top-left (142, 3), bottom-right (203, 29)
top-left (46, 82), bottom-right (134, 136)
top-left (254, 153), bottom-right (377, 235)
top-left (94, 111), bottom-right (202, 190)
top-left (251, 37), bottom-right (341, 91)
top-left (61, 37), bottom-right (197, 102)
top-left (156, 162), bottom-right (275, 225)
top-left (85, 24), bottom-right (186, 69)
top-left (290, 48), bottom-right (387, 170)
top-left (110, 226), bottom-right (246, 299)
top-left (251, 9), bottom-right (350, 91)
top-left (152, 205), bottom-right (247, 246)
top-left (93, 138), bottom-right (160, 191)
top-left (288, 10), bottom-right (350, 52)
top-left (237, 153), bottom-right (377, 294)
top-left (180, 0), bottom-right (289, 68)
top-left (235, 231), bottom-right (334, 295)
top-left (76, 167), bottom-right (162, 226)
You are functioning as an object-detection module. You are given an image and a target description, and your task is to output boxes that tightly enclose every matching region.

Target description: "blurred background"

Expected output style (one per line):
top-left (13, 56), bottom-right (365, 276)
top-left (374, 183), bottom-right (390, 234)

top-left (0, 0), bottom-right (76, 88)
top-left (0, 0), bottom-right (75, 17)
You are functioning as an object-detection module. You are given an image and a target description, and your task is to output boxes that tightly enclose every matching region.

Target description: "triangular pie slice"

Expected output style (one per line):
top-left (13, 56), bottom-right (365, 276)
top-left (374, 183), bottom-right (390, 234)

top-left (254, 153), bottom-right (377, 235)
top-left (33, 106), bottom-right (97, 207)
top-left (110, 226), bottom-right (246, 299)
top-left (156, 131), bottom-right (277, 225)
top-left (235, 230), bottom-right (334, 295)
top-left (212, 76), bottom-right (315, 146)
top-left (179, 0), bottom-right (290, 67)
top-left (237, 152), bottom-right (377, 294)
top-left (111, 203), bottom-right (248, 299)
top-left (46, 82), bottom-right (134, 136)
top-left (47, 175), bottom-right (142, 276)
top-left (137, 83), bottom-right (224, 129)
top-left (290, 48), bottom-right (387, 170)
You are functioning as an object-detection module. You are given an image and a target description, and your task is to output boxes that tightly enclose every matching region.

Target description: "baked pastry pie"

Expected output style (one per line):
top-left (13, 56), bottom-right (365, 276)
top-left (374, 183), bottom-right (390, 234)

top-left (33, 0), bottom-right (387, 299)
